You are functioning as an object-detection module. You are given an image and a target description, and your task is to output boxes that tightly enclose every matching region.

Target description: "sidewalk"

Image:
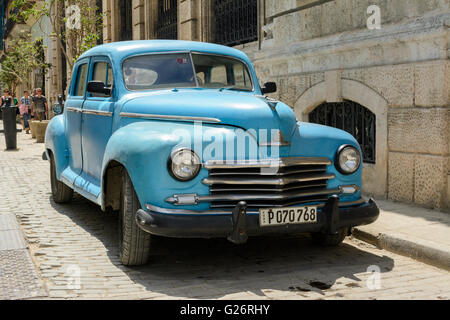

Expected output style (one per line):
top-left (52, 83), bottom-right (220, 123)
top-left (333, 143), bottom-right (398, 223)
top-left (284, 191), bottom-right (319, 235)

top-left (0, 124), bottom-right (47, 299)
top-left (353, 199), bottom-right (450, 271)
top-left (0, 213), bottom-right (47, 300)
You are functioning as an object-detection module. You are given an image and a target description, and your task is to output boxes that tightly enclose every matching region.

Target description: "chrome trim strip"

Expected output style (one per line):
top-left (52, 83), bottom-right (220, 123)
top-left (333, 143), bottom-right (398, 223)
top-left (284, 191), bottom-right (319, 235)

top-left (166, 188), bottom-right (340, 204)
top-left (204, 157), bottom-right (331, 169)
top-left (120, 112), bottom-right (221, 123)
top-left (209, 168), bottom-right (326, 176)
top-left (147, 198), bottom-right (366, 215)
top-left (146, 204), bottom-right (231, 215)
top-left (82, 109), bottom-right (112, 116)
top-left (338, 184), bottom-right (360, 195)
top-left (259, 141), bottom-right (291, 147)
top-left (66, 107), bottom-right (82, 113)
top-left (202, 173), bottom-right (335, 186)
top-left (209, 183), bottom-right (328, 192)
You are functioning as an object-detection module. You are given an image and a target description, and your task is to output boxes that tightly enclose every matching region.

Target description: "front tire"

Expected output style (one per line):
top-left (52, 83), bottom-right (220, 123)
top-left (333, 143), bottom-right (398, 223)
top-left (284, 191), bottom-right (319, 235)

top-left (119, 170), bottom-right (151, 266)
top-left (50, 154), bottom-right (73, 203)
top-left (311, 228), bottom-right (347, 246)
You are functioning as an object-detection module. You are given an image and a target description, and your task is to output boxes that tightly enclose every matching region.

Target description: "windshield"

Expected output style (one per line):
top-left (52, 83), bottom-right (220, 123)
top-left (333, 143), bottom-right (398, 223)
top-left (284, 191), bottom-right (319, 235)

top-left (122, 53), bottom-right (253, 91)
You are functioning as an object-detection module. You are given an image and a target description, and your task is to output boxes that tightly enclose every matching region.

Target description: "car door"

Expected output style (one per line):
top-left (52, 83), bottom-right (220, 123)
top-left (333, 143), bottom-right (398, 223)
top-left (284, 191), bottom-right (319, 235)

top-left (62, 59), bottom-right (89, 185)
top-left (78, 56), bottom-right (115, 199)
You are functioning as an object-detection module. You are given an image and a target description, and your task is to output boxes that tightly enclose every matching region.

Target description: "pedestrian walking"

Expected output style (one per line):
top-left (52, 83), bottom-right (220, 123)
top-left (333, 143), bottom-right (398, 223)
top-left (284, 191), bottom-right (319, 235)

top-left (31, 88), bottom-right (48, 121)
top-left (20, 90), bottom-right (32, 134)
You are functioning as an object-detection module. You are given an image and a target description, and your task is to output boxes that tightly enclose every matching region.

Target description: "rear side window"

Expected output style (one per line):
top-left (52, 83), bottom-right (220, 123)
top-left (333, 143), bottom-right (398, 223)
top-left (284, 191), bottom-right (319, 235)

top-left (91, 61), bottom-right (114, 97)
top-left (74, 64), bottom-right (88, 97)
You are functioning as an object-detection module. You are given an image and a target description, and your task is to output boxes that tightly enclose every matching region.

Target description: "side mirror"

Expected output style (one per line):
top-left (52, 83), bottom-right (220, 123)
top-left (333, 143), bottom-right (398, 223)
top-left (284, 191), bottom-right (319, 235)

top-left (57, 94), bottom-right (64, 105)
top-left (87, 81), bottom-right (112, 96)
top-left (261, 82), bottom-right (277, 94)
top-left (52, 103), bottom-right (63, 115)
top-left (52, 93), bottom-right (64, 115)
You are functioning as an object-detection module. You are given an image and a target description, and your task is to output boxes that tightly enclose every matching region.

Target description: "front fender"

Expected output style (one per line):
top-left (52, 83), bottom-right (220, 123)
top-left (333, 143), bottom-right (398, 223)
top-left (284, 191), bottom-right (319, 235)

top-left (289, 121), bottom-right (363, 202)
top-left (101, 121), bottom-right (251, 211)
top-left (44, 115), bottom-right (68, 180)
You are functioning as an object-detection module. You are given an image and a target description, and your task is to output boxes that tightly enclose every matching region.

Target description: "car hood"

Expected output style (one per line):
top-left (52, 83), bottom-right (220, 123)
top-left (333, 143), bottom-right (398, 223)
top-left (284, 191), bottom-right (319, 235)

top-left (120, 89), bottom-right (298, 142)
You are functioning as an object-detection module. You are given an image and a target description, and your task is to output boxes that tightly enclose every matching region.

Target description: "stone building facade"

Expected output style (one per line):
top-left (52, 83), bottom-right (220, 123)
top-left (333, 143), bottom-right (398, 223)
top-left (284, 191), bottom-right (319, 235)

top-left (103, 0), bottom-right (449, 210)
top-left (0, 0), bottom-right (57, 110)
top-left (0, 0), bottom-right (36, 97)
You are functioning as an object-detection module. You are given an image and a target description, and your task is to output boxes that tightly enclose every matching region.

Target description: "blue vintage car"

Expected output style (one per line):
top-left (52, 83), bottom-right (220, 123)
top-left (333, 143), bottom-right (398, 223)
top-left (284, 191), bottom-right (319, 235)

top-left (45, 40), bottom-right (379, 265)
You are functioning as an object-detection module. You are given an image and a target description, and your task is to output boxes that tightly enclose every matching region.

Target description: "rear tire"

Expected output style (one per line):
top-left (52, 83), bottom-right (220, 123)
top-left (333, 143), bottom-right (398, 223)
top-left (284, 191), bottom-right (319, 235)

top-left (50, 154), bottom-right (73, 203)
top-left (311, 228), bottom-right (347, 246)
top-left (119, 170), bottom-right (151, 266)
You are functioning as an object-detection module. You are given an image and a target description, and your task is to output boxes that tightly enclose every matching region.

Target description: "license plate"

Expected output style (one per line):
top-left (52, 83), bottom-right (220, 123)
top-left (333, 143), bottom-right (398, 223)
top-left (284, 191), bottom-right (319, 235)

top-left (259, 206), bottom-right (318, 227)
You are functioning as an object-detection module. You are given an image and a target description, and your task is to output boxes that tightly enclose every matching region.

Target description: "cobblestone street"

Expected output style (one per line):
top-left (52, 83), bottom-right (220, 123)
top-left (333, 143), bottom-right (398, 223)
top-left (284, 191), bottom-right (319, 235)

top-left (0, 132), bottom-right (449, 300)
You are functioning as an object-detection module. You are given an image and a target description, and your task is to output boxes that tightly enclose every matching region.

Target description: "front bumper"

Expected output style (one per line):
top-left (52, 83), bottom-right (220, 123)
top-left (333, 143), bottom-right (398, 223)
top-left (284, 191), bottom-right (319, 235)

top-left (135, 197), bottom-right (379, 239)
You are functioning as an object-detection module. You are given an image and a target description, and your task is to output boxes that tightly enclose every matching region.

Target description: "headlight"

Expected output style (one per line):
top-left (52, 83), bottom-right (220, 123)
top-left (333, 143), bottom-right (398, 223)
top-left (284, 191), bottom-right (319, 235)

top-left (169, 149), bottom-right (201, 181)
top-left (336, 145), bottom-right (361, 174)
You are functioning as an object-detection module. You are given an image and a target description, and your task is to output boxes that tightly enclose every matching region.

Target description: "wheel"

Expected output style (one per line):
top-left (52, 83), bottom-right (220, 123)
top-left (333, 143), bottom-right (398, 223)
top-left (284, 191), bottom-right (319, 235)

top-left (119, 170), bottom-right (151, 266)
top-left (50, 154), bottom-right (73, 203)
top-left (311, 228), bottom-right (348, 246)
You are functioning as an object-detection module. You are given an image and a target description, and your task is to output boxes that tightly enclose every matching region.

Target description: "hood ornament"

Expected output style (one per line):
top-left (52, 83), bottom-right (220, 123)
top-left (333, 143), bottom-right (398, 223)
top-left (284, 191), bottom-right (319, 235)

top-left (256, 95), bottom-right (279, 110)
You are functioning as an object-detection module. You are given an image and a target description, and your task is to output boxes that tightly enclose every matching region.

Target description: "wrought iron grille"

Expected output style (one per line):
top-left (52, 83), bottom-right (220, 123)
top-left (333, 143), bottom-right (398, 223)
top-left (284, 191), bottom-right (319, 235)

top-left (214, 0), bottom-right (258, 47)
top-left (156, 0), bottom-right (178, 40)
top-left (309, 101), bottom-right (376, 164)
top-left (119, 0), bottom-right (132, 41)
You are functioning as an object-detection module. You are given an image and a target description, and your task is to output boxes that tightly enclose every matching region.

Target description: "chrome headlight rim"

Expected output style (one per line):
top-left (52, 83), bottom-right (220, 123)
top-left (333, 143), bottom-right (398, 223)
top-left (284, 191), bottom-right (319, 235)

top-left (335, 144), bottom-right (361, 175)
top-left (168, 148), bottom-right (201, 182)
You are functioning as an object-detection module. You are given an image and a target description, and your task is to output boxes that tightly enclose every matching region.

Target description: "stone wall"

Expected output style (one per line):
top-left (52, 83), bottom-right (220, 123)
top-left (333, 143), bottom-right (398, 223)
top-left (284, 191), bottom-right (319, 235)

top-left (245, 1), bottom-right (450, 210)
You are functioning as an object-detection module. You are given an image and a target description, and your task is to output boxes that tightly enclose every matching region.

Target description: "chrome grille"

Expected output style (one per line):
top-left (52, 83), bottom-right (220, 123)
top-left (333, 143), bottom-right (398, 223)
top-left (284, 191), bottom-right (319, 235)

top-left (203, 157), bottom-right (335, 210)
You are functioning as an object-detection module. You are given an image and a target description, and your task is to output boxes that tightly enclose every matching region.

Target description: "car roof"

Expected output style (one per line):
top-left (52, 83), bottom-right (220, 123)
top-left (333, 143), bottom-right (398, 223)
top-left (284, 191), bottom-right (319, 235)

top-left (78, 40), bottom-right (251, 64)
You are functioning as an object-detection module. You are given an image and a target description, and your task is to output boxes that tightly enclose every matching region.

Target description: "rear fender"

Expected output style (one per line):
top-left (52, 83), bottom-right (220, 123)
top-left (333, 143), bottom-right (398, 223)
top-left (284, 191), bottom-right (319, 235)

top-left (44, 115), bottom-right (68, 180)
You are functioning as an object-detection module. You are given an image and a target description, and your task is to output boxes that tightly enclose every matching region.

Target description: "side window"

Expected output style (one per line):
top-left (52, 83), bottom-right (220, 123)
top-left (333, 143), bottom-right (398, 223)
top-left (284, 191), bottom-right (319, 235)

top-left (74, 63), bottom-right (88, 97)
top-left (91, 61), bottom-right (114, 97)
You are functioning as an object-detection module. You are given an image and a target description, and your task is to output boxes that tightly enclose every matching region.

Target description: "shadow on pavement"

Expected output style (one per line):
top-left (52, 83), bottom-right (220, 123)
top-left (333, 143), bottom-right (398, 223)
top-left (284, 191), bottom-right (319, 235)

top-left (49, 194), bottom-right (394, 299)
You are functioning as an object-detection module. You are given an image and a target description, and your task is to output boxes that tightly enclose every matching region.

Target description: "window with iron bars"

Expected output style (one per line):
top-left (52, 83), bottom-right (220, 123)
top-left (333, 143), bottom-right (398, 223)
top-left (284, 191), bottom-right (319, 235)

top-left (156, 0), bottom-right (178, 40)
top-left (214, 0), bottom-right (258, 47)
top-left (119, 0), bottom-right (132, 41)
top-left (309, 101), bottom-right (376, 164)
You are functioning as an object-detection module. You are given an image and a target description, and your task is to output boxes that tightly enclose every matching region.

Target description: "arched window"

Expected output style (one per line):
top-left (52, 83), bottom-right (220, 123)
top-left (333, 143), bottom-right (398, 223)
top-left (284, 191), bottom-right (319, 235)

top-left (309, 101), bottom-right (376, 164)
top-left (214, 0), bottom-right (258, 46)
top-left (156, 0), bottom-right (178, 39)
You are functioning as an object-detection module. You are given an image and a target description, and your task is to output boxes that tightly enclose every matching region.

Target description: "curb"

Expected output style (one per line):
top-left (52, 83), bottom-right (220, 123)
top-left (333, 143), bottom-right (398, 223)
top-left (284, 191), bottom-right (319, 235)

top-left (352, 227), bottom-right (450, 272)
top-left (0, 213), bottom-right (48, 299)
